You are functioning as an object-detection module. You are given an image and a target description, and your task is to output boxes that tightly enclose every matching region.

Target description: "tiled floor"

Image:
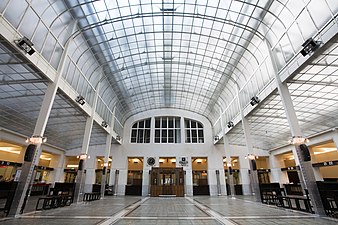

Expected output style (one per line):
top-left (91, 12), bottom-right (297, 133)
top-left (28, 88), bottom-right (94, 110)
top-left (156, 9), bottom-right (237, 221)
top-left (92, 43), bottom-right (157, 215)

top-left (0, 196), bottom-right (337, 225)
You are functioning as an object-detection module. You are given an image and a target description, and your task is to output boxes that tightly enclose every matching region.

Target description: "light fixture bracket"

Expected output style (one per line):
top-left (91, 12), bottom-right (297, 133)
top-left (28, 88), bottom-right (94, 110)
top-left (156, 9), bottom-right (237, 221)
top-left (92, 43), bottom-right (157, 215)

top-left (75, 95), bottom-right (85, 105)
top-left (15, 37), bottom-right (35, 55)
top-left (250, 96), bottom-right (260, 106)
top-left (101, 121), bottom-right (108, 128)
top-left (26, 135), bottom-right (47, 144)
top-left (227, 121), bottom-right (234, 128)
top-left (288, 136), bottom-right (309, 145)
top-left (300, 38), bottom-right (321, 56)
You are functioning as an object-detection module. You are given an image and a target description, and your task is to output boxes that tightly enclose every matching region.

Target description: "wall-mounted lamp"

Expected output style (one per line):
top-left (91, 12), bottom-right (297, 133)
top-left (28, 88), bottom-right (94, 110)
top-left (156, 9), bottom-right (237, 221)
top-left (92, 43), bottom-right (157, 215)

top-left (250, 96), bottom-right (260, 106)
top-left (76, 153), bottom-right (90, 160)
top-left (227, 121), bottom-right (234, 128)
top-left (101, 121), bottom-right (108, 128)
top-left (288, 136), bottom-right (309, 145)
top-left (75, 95), bottom-right (85, 105)
top-left (245, 154), bottom-right (258, 160)
top-left (300, 38), bottom-right (320, 56)
top-left (214, 135), bottom-right (219, 141)
top-left (25, 135), bottom-right (47, 144)
top-left (15, 37), bottom-right (35, 55)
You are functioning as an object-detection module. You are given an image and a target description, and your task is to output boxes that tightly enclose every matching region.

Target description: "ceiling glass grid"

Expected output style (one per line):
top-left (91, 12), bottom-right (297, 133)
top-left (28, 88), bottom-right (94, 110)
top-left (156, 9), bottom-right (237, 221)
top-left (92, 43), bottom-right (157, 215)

top-left (0, 39), bottom-right (49, 137)
top-left (226, 93), bottom-right (291, 150)
top-left (227, 38), bottom-right (338, 150)
top-left (68, 0), bottom-right (277, 123)
top-left (245, 93), bottom-right (291, 150)
top-left (287, 40), bottom-right (338, 137)
top-left (44, 91), bottom-right (87, 149)
top-left (3, 0), bottom-right (333, 125)
top-left (89, 122), bottom-right (110, 146)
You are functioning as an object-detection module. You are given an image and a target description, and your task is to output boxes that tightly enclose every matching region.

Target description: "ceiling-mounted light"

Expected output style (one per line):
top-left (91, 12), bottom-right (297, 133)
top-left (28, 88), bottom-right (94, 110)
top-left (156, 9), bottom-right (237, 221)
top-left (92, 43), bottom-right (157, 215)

top-left (15, 37), bottom-right (35, 55)
top-left (250, 96), bottom-right (260, 106)
top-left (26, 135), bottom-right (47, 144)
top-left (101, 121), bottom-right (108, 128)
top-left (227, 121), bottom-right (234, 128)
top-left (75, 95), bottom-right (85, 105)
top-left (300, 38), bottom-right (321, 56)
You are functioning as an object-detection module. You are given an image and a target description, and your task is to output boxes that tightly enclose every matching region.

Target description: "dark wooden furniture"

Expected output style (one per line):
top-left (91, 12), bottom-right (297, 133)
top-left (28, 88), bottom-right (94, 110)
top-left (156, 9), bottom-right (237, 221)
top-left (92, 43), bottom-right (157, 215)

top-left (317, 181), bottom-right (338, 218)
top-left (284, 184), bottom-right (303, 195)
top-left (260, 183), bottom-right (313, 213)
top-left (31, 183), bottom-right (50, 196)
top-left (0, 182), bottom-right (18, 216)
top-left (279, 189), bottom-right (312, 213)
top-left (36, 194), bottom-right (72, 210)
top-left (260, 183), bottom-right (284, 206)
top-left (83, 192), bottom-right (100, 201)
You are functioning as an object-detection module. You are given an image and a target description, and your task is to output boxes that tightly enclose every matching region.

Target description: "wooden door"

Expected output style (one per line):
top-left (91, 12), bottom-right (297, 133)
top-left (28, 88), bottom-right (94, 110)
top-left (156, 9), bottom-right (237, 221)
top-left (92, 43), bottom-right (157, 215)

top-left (150, 167), bottom-right (184, 197)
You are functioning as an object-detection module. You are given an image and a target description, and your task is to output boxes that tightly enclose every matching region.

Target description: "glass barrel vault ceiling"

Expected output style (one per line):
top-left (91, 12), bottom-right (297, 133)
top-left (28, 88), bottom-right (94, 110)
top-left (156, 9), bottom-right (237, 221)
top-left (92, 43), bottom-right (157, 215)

top-left (0, 0), bottom-right (338, 150)
top-left (63, 0), bottom-right (337, 123)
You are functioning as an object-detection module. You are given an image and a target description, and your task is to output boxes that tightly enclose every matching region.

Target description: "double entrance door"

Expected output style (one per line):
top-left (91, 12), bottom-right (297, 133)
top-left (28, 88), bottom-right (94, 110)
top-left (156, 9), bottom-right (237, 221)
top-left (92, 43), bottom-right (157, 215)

top-left (150, 167), bottom-right (184, 197)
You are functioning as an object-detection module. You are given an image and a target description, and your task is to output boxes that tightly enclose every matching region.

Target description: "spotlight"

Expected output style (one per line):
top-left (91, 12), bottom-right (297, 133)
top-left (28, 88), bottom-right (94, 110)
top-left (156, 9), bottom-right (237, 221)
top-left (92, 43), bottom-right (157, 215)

top-left (75, 95), bottom-right (85, 105)
top-left (15, 37), bottom-right (35, 55)
top-left (250, 96), bottom-right (260, 106)
top-left (227, 121), bottom-right (234, 128)
top-left (214, 135), bottom-right (219, 141)
top-left (300, 38), bottom-right (320, 56)
top-left (101, 121), bottom-right (108, 128)
top-left (116, 135), bottom-right (121, 141)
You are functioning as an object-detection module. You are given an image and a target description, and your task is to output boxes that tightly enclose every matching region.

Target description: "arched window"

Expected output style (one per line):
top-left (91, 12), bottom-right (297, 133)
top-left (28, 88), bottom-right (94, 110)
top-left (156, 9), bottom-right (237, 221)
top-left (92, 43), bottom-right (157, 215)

top-left (154, 117), bottom-right (181, 143)
top-left (130, 118), bottom-right (151, 143)
top-left (185, 119), bottom-right (204, 143)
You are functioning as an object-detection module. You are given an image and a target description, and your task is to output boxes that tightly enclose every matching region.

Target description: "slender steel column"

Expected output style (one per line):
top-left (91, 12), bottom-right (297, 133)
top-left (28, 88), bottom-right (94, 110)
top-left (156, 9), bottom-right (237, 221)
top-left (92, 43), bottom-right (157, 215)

top-left (267, 41), bottom-right (326, 216)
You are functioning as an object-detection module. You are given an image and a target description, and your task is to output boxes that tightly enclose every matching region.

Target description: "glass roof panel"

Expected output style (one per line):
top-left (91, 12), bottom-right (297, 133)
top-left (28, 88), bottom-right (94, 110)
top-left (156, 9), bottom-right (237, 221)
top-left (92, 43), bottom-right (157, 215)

top-left (0, 0), bottom-right (337, 149)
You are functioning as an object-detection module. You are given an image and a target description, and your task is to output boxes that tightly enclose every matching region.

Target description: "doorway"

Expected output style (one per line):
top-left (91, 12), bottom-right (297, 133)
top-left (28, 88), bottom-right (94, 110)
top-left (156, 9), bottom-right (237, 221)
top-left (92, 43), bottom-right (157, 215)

top-left (126, 157), bottom-right (143, 196)
top-left (150, 167), bottom-right (184, 196)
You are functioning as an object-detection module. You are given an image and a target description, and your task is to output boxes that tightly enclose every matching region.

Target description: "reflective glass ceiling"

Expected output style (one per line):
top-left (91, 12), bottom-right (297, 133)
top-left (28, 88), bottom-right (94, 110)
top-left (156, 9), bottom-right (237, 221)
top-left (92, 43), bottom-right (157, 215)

top-left (62, 0), bottom-right (336, 124)
top-left (0, 0), bottom-right (337, 150)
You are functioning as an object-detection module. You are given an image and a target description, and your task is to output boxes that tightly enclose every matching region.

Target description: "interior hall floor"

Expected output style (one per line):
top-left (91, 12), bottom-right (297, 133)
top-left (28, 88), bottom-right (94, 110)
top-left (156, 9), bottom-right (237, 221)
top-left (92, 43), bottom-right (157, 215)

top-left (0, 196), bottom-right (337, 225)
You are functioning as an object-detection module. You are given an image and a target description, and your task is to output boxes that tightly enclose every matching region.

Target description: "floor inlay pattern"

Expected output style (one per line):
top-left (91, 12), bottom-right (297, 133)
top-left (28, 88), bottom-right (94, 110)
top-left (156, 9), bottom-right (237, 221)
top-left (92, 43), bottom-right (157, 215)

top-left (0, 196), bottom-right (337, 225)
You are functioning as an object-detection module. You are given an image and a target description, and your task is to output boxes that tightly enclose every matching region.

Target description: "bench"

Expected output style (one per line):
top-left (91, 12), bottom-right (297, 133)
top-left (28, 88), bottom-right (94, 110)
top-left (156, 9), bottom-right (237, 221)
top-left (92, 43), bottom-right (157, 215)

top-left (280, 194), bottom-right (313, 213)
top-left (261, 190), bottom-right (284, 207)
top-left (261, 187), bottom-right (313, 213)
top-left (83, 192), bottom-right (101, 201)
top-left (36, 194), bottom-right (73, 210)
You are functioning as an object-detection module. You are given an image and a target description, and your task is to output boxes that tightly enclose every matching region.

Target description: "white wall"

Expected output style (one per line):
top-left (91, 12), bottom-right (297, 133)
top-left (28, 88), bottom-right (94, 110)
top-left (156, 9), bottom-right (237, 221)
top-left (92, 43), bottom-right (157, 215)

top-left (74, 109), bottom-right (269, 196)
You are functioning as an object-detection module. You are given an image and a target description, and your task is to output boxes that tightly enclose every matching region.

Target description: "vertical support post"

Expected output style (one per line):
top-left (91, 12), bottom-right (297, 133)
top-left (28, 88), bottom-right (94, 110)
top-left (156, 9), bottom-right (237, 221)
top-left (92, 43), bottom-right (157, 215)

top-left (215, 170), bottom-right (221, 196)
top-left (224, 135), bottom-right (236, 197)
top-left (220, 110), bottom-right (236, 197)
top-left (73, 82), bottom-right (101, 203)
top-left (7, 29), bottom-right (75, 216)
top-left (113, 170), bottom-right (119, 195)
top-left (237, 88), bottom-right (261, 202)
top-left (101, 132), bottom-right (112, 198)
top-left (101, 107), bottom-right (115, 197)
top-left (267, 41), bottom-right (326, 216)
top-left (73, 117), bottom-right (93, 203)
